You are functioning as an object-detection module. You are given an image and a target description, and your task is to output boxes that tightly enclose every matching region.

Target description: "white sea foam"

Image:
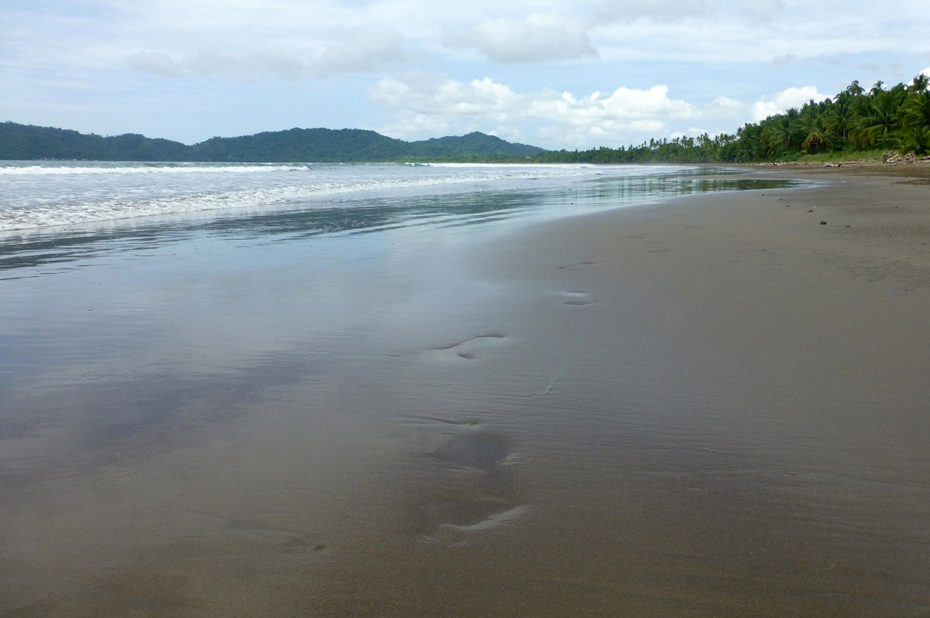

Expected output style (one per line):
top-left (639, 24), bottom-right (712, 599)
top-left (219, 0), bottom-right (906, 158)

top-left (0, 162), bottom-right (691, 233)
top-left (0, 164), bottom-right (309, 176)
top-left (0, 163), bottom-right (622, 232)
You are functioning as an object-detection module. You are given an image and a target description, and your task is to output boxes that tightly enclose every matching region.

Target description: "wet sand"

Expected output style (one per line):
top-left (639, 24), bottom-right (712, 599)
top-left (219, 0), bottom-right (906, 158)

top-left (3, 169), bottom-right (930, 615)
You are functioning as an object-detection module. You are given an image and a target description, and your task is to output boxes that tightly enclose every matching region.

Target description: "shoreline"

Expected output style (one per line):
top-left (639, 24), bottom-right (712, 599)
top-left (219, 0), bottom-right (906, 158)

top-left (439, 168), bottom-right (930, 614)
top-left (3, 169), bottom-right (930, 615)
top-left (736, 155), bottom-right (930, 180)
top-left (310, 168), bottom-right (930, 614)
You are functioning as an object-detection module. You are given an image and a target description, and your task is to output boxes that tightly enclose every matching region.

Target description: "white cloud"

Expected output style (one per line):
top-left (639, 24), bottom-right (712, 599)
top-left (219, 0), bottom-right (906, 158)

top-left (594, 0), bottom-right (786, 25)
top-left (9, 1), bottom-right (930, 68)
top-left (8, 0), bottom-right (930, 82)
top-left (370, 75), bottom-right (520, 121)
top-left (735, 0), bottom-right (786, 22)
top-left (527, 85), bottom-right (695, 123)
top-left (450, 14), bottom-right (597, 62)
top-left (751, 86), bottom-right (829, 121)
top-left (596, 0), bottom-right (708, 22)
top-left (705, 96), bottom-right (746, 115)
top-left (124, 31), bottom-right (409, 81)
top-left (371, 75), bottom-right (701, 148)
top-left (124, 51), bottom-right (185, 77)
top-left (370, 74), bottom-right (845, 148)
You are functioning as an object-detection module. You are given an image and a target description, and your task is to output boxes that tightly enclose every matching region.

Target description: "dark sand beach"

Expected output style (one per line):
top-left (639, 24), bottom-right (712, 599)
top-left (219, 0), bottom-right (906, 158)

top-left (3, 166), bottom-right (930, 615)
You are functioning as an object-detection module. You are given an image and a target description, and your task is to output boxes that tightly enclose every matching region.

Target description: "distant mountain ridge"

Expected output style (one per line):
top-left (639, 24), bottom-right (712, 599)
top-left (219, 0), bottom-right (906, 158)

top-left (0, 122), bottom-right (546, 162)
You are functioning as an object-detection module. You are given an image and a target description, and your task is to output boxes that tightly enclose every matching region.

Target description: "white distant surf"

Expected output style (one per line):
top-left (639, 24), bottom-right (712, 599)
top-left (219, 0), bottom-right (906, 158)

top-left (0, 162), bottom-right (681, 233)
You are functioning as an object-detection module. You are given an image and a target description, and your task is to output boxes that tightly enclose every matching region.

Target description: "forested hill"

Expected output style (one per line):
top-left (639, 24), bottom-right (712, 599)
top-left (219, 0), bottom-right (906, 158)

top-left (0, 123), bottom-right (190, 161)
top-left (185, 128), bottom-right (544, 161)
top-left (404, 132), bottom-right (541, 159)
top-left (185, 128), bottom-right (408, 161)
top-left (0, 123), bottom-right (546, 162)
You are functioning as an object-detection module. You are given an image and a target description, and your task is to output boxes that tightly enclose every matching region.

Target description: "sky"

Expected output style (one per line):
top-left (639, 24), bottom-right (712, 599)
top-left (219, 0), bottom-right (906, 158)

top-left (2, 0), bottom-right (930, 150)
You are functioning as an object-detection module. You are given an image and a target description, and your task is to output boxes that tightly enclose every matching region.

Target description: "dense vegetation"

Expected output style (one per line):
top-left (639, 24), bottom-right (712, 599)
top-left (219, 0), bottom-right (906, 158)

top-left (3, 74), bottom-right (927, 164)
top-left (0, 124), bottom-right (543, 162)
top-left (536, 75), bottom-right (930, 164)
top-left (0, 123), bottom-right (189, 161)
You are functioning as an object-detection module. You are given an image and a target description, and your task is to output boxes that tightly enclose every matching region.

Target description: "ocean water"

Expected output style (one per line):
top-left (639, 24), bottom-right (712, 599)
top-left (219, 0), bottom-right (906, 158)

top-left (0, 161), bottom-right (793, 389)
top-left (0, 161), bottom-right (764, 231)
top-left (1, 161), bottom-right (810, 614)
top-left (0, 161), bottom-right (791, 276)
top-left (0, 161), bottom-right (771, 391)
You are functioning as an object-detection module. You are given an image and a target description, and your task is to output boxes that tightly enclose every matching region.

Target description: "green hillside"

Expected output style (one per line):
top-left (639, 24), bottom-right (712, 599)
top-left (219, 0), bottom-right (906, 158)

top-left (0, 123), bottom-right (189, 161)
top-left (185, 128), bottom-right (410, 161)
top-left (406, 132), bottom-right (543, 159)
top-left (0, 122), bottom-right (544, 162)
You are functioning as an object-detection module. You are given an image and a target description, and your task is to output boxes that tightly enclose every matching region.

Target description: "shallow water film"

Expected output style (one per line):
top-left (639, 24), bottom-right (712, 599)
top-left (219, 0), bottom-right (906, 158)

top-left (10, 163), bottom-right (928, 616)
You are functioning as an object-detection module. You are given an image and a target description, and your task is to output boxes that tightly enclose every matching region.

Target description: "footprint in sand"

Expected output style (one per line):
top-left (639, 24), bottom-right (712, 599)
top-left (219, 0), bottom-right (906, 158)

top-left (414, 428), bottom-right (524, 537)
top-left (187, 511), bottom-right (327, 556)
top-left (561, 290), bottom-right (599, 307)
top-left (432, 431), bottom-right (511, 469)
top-left (426, 334), bottom-right (508, 361)
top-left (645, 240), bottom-right (669, 253)
top-left (557, 260), bottom-right (597, 271)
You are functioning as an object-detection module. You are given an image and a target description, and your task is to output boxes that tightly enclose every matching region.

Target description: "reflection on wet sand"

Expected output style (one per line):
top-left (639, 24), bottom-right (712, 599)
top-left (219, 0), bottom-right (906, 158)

top-left (3, 171), bottom-right (930, 615)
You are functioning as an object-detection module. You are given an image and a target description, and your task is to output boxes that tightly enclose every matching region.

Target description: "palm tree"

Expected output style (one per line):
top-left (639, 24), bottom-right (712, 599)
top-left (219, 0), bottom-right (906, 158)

top-left (901, 74), bottom-right (930, 128)
top-left (761, 111), bottom-right (800, 158)
top-left (898, 126), bottom-right (930, 155)
top-left (824, 96), bottom-right (850, 148)
top-left (802, 113), bottom-right (831, 154)
top-left (845, 80), bottom-right (865, 97)
top-left (896, 75), bottom-right (930, 154)
top-left (852, 88), bottom-right (904, 150)
top-left (910, 73), bottom-right (929, 94)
